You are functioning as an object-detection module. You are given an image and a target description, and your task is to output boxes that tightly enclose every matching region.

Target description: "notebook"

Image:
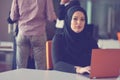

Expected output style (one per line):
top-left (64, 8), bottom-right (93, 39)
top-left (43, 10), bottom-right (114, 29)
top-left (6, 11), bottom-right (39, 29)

top-left (90, 49), bottom-right (120, 78)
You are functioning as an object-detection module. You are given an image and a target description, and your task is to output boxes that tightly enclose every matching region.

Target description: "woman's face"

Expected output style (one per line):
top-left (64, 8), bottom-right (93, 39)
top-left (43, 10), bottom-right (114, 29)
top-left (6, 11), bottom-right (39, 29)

top-left (71, 11), bottom-right (85, 33)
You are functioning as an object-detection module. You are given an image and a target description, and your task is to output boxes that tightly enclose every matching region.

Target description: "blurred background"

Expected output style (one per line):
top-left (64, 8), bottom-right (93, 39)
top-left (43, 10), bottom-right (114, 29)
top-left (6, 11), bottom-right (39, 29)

top-left (0, 0), bottom-right (120, 41)
top-left (0, 0), bottom-right (120, 72)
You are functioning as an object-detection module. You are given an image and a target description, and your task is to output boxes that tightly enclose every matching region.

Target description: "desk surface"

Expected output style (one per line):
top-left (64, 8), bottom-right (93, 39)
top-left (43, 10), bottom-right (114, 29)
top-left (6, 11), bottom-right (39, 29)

top-left (98, 39), bottom-right (120, 49)
top-left (0, 69), bottom-right (119, 80)
top-left (0, 41), bottom-right (13, 52)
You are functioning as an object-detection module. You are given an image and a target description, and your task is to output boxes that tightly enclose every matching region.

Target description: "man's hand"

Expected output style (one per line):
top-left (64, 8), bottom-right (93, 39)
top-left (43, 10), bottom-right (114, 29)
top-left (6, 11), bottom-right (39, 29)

top-left (60, 0), bottom-right (70, 4)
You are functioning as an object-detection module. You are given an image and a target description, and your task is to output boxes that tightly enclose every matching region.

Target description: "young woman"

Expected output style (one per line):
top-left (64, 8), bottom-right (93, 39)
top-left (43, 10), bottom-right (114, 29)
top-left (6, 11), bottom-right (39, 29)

top-left (52, 6), bottom-right (98, 74)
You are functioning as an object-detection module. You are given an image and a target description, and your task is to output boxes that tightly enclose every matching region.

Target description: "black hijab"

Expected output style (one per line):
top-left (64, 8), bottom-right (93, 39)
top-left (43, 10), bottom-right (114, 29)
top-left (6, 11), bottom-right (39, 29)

top-left (62, 6), bottom-right (97, 66)
top-left (64, 6), bottom-right (88, 42)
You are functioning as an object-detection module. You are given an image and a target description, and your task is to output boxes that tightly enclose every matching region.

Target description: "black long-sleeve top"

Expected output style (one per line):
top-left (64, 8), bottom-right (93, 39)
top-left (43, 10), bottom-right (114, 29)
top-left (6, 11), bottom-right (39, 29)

top-left (52, 33), bottom-right (98, 73)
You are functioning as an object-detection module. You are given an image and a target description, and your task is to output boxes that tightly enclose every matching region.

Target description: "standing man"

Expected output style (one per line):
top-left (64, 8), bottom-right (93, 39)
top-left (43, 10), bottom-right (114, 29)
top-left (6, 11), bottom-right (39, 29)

top-left (10, 0), bottom-right (56, 69)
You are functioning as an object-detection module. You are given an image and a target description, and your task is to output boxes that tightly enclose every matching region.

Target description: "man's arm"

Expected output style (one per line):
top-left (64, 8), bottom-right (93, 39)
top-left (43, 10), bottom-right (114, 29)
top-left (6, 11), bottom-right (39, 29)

top-left (46, 0), bottom-right (57, 22)
top-left (10, 0), bottom-right (20, 21)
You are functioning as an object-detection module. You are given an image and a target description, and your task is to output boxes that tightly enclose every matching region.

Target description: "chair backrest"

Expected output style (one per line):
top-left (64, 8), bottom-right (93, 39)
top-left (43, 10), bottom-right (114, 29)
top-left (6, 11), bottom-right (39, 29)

top-left (117, 32), bottom-right (120, 42)
top-left (46, 40), bottom-right (53, 70)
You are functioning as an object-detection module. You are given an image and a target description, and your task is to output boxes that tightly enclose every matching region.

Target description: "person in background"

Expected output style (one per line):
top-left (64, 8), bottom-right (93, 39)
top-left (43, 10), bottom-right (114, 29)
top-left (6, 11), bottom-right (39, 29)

top-left (55, 0), bottom-right (80, 29)
top-left (7, 12), bottom-right (18, 69)
top-left (10, 0), bottom-right (56, 69)
top-left (52, 6), bottom-right (98, 74)
top-left (7, 12), bottom-right (35, 69)
top-left (58, 0), bottom-right (80, 20)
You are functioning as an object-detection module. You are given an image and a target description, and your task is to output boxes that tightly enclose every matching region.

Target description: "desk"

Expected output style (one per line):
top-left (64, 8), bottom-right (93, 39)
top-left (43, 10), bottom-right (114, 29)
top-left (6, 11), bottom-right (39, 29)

top-left (98, 39), bottom-right (120, 49)
top-left (0, 69), bottom-right (118, 80)
top-left (0, 41), bottom-right (13, 50)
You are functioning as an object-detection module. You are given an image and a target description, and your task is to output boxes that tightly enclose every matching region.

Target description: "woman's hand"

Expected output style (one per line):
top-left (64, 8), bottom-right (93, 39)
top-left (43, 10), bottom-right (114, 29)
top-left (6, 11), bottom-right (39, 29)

top-left (75, 66), bottom-right (91, 74)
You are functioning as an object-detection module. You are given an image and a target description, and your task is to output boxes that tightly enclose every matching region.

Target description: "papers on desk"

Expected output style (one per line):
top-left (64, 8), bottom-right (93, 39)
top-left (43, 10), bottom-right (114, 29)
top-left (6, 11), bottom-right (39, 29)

top-left (0, 41), bottom-right (13, 52)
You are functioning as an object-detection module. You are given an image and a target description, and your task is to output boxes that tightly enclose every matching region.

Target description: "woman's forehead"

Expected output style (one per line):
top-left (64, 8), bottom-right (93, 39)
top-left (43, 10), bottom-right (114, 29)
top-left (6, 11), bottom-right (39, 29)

top-left (72, 11), bottom-right (84, 16)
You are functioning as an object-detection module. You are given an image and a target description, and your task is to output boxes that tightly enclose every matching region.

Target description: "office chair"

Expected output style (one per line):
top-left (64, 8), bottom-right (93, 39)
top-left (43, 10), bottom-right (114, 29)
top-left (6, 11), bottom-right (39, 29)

top-left (117, 32), bottom-right (120, 42)
top-left (46, 40), bottom-right (53, 70)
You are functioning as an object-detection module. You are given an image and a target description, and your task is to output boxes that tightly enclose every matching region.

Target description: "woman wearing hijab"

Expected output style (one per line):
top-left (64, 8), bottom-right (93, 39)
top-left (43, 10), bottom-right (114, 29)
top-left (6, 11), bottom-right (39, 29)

top-left (52, 6), bottom-right (98, 74)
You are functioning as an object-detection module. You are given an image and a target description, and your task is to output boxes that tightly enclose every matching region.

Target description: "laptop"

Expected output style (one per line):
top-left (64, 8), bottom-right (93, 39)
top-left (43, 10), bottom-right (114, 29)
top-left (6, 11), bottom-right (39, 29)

top-left (90, 49), bottom-right (120, 79)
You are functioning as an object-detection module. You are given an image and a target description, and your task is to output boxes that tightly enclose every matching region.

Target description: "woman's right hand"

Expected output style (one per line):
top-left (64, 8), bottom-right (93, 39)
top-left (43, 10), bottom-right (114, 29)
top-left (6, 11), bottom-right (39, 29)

top-left (75, 66), bottom-right (91, 74)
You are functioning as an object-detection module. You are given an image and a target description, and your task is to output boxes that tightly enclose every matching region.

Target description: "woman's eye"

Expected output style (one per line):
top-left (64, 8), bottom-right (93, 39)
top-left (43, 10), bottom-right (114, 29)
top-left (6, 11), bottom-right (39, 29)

top-left (81, 18), bottom-right (85, 21)
top-left (73, 17), bottom-right (78, 20)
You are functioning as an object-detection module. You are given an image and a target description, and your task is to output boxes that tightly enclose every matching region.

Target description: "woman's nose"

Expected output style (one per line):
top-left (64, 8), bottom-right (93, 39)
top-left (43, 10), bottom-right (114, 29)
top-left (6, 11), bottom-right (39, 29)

top-left (77, 20), bottom-right (81, 25)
